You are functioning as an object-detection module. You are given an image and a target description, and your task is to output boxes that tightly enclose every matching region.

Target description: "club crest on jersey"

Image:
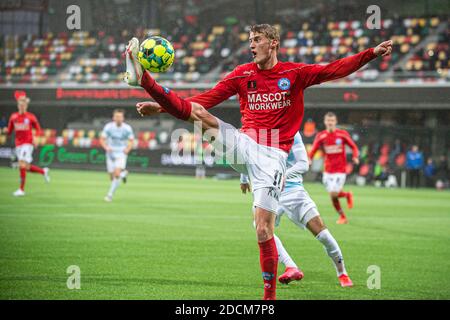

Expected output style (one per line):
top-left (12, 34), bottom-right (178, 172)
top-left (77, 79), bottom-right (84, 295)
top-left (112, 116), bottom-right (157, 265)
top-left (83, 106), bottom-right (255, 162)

top-left (336, 138), bottom-right (343, 145)
top-left (24, 118), bottom-right (30, 124)
top-left (277, 78), bottom-right (290, 90)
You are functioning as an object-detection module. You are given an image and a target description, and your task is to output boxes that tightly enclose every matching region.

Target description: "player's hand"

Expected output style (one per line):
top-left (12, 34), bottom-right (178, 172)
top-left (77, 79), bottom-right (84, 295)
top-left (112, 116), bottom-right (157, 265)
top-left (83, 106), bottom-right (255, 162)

top-left (353, 157), bottom-right (360, 165)
top-left (136, 101), bottom-right (163, 117)
top-left (374, 40), bottom-right (393, 57)
top-left (124, 149), bottom-right (130, 155)
top-left (240, 183), bottom-right (251, 194)
top-left (308, 158), bottom-right (313, 166)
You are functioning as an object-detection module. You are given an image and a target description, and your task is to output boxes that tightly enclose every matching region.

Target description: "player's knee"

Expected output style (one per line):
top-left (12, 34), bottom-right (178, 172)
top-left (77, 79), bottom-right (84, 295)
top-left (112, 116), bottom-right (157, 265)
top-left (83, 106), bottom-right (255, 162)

top-left (330, 192), bottom-right (339, 199)
top-left (255, 221), bottom-right (273, 242)
top-left (19, 162), bottom-right (27, 169)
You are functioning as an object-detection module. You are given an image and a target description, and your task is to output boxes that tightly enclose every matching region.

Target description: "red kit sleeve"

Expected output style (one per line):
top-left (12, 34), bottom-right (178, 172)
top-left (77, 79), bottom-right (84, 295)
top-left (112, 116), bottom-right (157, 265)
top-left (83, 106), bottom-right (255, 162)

top-left (7, 115), bottom-right (14, 135)
top-left (299, 48), bottom-right (377, 88)
top-left (186, 68), bottom-right (240, 109)
top-left (309, 133), bottom-right (324, 159)
top-left (31, 114), bottom-right (42, 136)
top-left (343, 132), bottom-right (359, 158)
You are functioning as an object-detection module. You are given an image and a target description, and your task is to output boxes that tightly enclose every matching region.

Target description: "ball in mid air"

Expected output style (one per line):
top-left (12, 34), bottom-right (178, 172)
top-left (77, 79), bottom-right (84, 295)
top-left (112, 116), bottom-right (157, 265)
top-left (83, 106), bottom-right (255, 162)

top-left (138, 36), bottom-right (175, 73)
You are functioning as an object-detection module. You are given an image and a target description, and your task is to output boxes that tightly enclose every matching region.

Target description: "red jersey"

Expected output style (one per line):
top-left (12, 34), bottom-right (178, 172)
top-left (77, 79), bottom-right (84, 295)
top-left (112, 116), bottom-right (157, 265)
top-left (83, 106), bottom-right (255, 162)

top-left (309, 129), bottom-right (359, 174)
top-left (7, 112), bottom-right (41, 147)
top-left (187, 48), bottom-right (376, 153)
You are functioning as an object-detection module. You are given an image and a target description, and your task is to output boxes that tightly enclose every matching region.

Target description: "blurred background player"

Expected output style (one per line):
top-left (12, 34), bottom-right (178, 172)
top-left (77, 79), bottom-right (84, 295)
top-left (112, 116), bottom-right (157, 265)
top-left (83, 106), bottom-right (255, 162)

top-left (241, 132), bottom-right (353, 287)
top-left (100, 109), bottom-right (135, 202)
top-left (7, 91), bottom-right (50, 196)
top-left (309, 112), bottom-right (359, 224)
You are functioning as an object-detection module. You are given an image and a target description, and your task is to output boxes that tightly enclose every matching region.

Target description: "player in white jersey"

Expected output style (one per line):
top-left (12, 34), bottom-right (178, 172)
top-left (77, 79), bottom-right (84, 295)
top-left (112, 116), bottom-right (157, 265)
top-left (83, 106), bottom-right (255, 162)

top-left (240, 132), bottom-right (353, 287)
top-left (100, 109), bottom-right (135, 202)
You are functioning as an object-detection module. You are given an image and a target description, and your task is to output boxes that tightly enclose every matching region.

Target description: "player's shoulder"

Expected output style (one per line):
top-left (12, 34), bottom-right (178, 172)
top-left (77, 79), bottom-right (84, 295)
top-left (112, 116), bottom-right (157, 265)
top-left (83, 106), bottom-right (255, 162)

top-left (122, 122), bottom-right (133, 131)
top-left (225, 63), bottom-right (256, 79)
top-left (25, 112), bottom-right (37, 120)
top-left (103, 121), bottom-right (114, 130)
top-left (278, 61), bottom-right (308, 74)
top-left (9, 112), bottom-right (19, 119)
top-left (316, 130), bottom-right (329, 139)
top-left (336, 128), bottom-right (351, 137)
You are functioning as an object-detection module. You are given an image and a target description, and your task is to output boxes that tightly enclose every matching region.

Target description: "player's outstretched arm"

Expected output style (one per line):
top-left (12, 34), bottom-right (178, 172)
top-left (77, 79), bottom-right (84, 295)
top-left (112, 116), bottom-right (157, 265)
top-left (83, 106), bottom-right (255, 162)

top-left (136, 100), bottom-right (219, 131)
top-left (301, 40), bottom-right (393, 87)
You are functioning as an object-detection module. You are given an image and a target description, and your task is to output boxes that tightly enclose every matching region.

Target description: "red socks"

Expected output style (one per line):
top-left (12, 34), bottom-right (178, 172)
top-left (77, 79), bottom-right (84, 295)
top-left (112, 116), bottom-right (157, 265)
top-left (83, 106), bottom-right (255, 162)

top-left (29, 165), bottom-right (44, 174)
top-left (338, 191), bottom-right (349, 198)
top-left (140, 71), bottom-right (192, 120)
top-left (258, 237), bottom-right (278, 300)
top-left (19, 168), bottom-right (26, 191)
top-left (332, 197), bottom-right (345, 216)
top-left (19, 165), bottom-right (45, 191)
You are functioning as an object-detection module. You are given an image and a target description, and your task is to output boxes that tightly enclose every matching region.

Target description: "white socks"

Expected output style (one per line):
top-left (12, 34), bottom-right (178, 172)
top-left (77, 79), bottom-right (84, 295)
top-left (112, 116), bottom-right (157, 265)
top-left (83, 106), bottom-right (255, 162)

top-left (316, 228), bottom-right (347, 276)
top-left (274, 234), bottom-right (298, 269)
top-left (108, 178), bottom-right (121, 197)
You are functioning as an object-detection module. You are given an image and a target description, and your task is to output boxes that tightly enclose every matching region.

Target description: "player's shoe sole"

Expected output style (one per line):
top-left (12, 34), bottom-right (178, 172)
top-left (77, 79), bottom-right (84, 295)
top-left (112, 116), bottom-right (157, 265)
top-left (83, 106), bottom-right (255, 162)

top-left (346, 191), bottom-right (354, 209)
top-left (124, 37), bottom-right (144, 86)
top-left (278, 267), bottom-right (304, 285)
top-left (338, 274), bottom-right (353, 287)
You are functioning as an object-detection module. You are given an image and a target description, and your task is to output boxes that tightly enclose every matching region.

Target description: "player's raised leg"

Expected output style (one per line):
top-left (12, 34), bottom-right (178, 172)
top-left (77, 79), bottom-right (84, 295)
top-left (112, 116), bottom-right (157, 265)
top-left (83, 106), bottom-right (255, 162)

top-left (306, 215), bottom-right (353, 287)
top-left (125, 37), bottom-right (193, 121)
top-left (338, 190), bottom-right (353, 209)
top-left (324, 174), bottom-right (348, 224)
top-left (331, 192), bottom-right (348, 224)
top-left (274, 234), bottom-right (304, 285)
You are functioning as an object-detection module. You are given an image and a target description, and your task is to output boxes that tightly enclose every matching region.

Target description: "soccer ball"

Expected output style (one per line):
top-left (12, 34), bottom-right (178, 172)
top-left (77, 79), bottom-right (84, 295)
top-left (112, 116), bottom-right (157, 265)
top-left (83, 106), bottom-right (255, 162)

top-left (138, 36), bottom-right (175, 73)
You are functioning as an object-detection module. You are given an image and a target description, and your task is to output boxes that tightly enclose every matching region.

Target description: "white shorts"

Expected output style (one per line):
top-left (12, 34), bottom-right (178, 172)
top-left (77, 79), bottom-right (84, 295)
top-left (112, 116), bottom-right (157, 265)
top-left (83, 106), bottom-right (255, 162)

top-left (106, 153), bottom-right (127, 173)
top-left (276, 187), bottom-right (319, 229)
top-left (207, 119), bottom-right (287, 214)
top-left (322, 173), bottom-right (347, 193)
top-left (16, 144), bottom-right (34, 163)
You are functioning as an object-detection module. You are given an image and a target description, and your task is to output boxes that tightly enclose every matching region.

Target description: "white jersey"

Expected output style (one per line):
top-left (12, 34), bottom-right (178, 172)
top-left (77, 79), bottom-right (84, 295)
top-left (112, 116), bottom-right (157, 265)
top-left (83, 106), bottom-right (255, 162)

top-left (101, 122), bottom-right (134, 156)
top-left (284, 132), bottom-right (309, 191)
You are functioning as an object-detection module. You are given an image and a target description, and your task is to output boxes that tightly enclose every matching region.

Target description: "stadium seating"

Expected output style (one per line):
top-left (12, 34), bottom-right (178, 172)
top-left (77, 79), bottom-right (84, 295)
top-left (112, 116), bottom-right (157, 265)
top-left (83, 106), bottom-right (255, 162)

top-left (1, 16), bottom-right (448, 84)
top-left (1, 31), bottom-right (97, 84)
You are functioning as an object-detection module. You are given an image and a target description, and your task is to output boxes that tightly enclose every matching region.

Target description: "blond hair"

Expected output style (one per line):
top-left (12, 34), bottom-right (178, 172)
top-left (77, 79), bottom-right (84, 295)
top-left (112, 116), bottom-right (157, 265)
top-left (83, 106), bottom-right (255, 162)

top-left (249, 24), bottom-right (280, 50)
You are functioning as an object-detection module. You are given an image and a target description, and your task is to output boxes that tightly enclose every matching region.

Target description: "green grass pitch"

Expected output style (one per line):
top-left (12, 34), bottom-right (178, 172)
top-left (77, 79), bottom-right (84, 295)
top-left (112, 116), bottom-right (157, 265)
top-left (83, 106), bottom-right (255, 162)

top-left (0, 167), bottom-right (449, 300)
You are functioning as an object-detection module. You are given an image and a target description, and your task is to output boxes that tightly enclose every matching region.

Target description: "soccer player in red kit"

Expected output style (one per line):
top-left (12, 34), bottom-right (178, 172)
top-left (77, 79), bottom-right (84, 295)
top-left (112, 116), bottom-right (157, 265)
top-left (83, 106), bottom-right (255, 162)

top-left (125, 24), bottom-right (392, 299)
top-left (309, 112), bottom-right (359, 224)
top-left (7, 91), bottom-right (50, 196)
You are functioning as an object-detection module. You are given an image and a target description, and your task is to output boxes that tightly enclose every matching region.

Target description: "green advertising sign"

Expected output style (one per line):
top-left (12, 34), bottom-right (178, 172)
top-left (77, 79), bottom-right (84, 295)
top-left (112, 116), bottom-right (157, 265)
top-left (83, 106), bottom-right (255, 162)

top-left (38, 145), bottom-right (149, 168)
